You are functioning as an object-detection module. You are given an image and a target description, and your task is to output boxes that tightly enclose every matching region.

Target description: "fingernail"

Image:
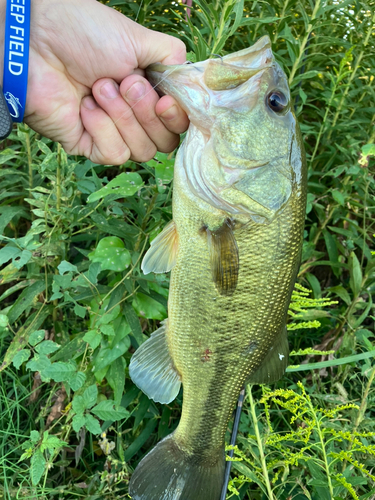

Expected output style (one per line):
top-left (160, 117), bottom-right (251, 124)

top-left (100, 81), bottom-right (119, 99)
top-left (160, 105), bottom-right (178, 121)
top-left (125, 81), bottom-right (146, 101)
top-left (82, 96), bottom-right (98, 110)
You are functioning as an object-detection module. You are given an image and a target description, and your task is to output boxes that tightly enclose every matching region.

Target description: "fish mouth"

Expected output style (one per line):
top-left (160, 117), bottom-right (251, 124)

top-left (145, 36), bottom-right (274, 110)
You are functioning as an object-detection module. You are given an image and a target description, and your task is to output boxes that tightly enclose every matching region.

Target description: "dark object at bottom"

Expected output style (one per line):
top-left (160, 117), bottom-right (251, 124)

top-left (220, 387), bottom-right (246, 500)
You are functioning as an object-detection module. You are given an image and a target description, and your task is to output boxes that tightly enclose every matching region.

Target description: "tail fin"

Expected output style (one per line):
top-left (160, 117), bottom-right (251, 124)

top-left (129, 434), bottom-right (225, 500)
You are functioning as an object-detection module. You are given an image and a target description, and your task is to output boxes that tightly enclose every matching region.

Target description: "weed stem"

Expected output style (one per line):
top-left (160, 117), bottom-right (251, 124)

top-left (247, 384), bottom-right (274, 500)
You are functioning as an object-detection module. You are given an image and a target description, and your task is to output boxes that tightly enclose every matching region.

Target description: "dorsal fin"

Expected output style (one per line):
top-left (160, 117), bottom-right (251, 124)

top-left (206, 219), bottom-right (239, 296)
top-left (142, 220), bottom-right (178, 275)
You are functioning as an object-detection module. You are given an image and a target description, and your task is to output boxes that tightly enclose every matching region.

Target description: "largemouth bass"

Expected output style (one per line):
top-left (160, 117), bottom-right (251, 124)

top-left (129, 35), bottom-right (306, 500)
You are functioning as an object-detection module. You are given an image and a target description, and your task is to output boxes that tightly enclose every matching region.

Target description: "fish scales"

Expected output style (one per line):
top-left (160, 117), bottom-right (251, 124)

top-left (170, 169), bottom-right (304, 456)
top-left (129, 35), bottom-right (307, 500)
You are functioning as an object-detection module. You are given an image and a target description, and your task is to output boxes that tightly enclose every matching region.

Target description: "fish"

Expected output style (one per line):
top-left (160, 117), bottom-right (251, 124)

top-left (128, 35), bottom-right (307, 500)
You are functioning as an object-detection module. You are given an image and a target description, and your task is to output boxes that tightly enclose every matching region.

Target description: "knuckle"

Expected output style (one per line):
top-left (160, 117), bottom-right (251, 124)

top-left (158, 136), bottom-right (180, 154)
top-left (93, 143), bottom-right (130, 166)
top-left (132, 143), bottom-right (157, 163)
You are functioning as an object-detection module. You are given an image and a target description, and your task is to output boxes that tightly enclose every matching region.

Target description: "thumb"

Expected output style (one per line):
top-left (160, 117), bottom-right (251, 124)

top-left (124, 17), bottom-right (187, 68)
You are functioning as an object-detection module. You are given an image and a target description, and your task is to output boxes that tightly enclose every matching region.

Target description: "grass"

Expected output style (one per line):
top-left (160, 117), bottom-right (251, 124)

top-left (0, 0), bottom-right (374, 498)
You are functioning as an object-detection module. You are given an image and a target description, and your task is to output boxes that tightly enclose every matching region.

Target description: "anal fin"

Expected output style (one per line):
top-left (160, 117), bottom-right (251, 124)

top-left (206, 218), bottom-right (239, 296)
top-left (141, 220), bottom-right (178, 275)
top-left (247, 328), bottom-right (289, 385)
top-left (129, 320), bottom-right (181, 404)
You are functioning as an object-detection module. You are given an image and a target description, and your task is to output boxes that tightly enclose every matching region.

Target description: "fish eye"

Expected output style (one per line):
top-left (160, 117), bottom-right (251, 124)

top-left (266, 91), bottom-right (288, 113)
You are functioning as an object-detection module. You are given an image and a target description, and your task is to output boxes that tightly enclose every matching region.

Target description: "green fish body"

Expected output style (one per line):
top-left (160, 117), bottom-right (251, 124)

top-left (129, 36), bottom-right (306, 500)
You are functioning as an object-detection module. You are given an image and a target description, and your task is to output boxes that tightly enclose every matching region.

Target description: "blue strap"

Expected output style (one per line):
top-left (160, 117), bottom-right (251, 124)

top-left (3, 0), bottom-right (31, 122)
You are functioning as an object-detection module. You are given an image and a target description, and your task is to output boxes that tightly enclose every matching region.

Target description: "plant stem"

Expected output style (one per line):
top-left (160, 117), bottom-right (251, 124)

top-left (288, 0), bottom-right (321, 84)
top-left (247, 384), bottom-right (274, 500)
top-left (25, 126), bottom-right (33, 193)
top-left (56, 143), bottom-right (62, 211)
top-left (327, 11), bottom-right (375, 140)
top-left (306, 397), bottom-right (335, 497)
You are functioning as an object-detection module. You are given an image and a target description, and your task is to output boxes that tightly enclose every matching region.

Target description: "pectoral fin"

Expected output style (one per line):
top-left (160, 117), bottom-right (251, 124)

top-left (206, 219), bottom-right (239, 296)
top-left (247, 328), bottom-right (289, 385)
top-left (141, 220), bottom-right (178, 275)
top-left (129, 320), bottom-right (181, 404)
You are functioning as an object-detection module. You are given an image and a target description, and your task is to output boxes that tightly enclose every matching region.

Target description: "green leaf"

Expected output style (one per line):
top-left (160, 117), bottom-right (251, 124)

top-left (29, 329), bottom-right (45, 346)
top-left (87, 262), bottom-right (101, 284)
top-left (26, 354), bottom-right (52, 377)
top-left (87, 172), bottom-right (143, 203)
top-left (72, 395), bottom-right (86, 416)
top-left (12, 349), bottom-right (31, 369)
top-left (88, 236), bottom-right (131, 272)
top-left (30, 449), bottom-right (46, 485)
top-left (72, 414), bottom-right (86, 433)
top-left (30, 430), bottom-right (40, 443)
top-left (35, 341), bottom-right (60, 355)
top-left (0, 309), bottom-right (50, 372)
top-left (0, 245), bottom-right (21, 266)
top-left (50, 333), bottom-right (86, 362)
top-left (58, 261), bottom-right (78, 275)
top-left (43, 362), bottom-right (76, 382)
top-left (349, 252), bottom-right (362, 297)
top-left (83, 384), bottom-right (98, 409)
top-left (13, 249), bottom-right (32, 269)
top-left (74, 303), bottom-right (87, 318)
top-left (361, 143), bottom-right (375, 157)
top-left (91, 400), bottom-right (130, 421)
top-left (107, 357), bottom-right (126, 407)
top-left (332, 190), bottom-right (345, 206)
top-left (132, 292), bottom-right (167, 321)
top-left (123, 303), bottom-right (144, 346)
top-left (232, 462), bottom-right (264, 486)
top-left (100, 324), bottom-right (115, 337)
top-left (84, 414), bottom-right (102, 435)
top-left (83, 329), bottom-right (102, 350)
top-left (322, 229), bottom-right (339, 278)
top-left (66, 371), bottom-right (86, 391)
top-left (29, 330), bottom-right (46, 346)
top-left (0, 206), bottom-right (27, 234)
top-left (0, 314), bottom-right (8, 328)
top-left (93, 341), bottom-right (129, 373)
top-left (147, 153), bottom-right (174, 192)
top-left (330, 285), bottom-right (351, 306)
top-left (287, 350), bottom-right (375, 372)
top-left (42, 432), bottom-right (67, 451)
top-left (7, 280), bottom-right (45, 324)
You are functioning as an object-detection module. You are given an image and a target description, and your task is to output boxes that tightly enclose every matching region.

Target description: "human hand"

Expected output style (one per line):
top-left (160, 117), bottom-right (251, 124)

top-left (5, 0), bottom-right (189, 164)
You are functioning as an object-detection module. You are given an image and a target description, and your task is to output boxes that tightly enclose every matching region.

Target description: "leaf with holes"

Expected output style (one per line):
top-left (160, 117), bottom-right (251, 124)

top-left (88, 237), bottom-right (131, 272)
top-left (87, 172), bottom-right (143, 203)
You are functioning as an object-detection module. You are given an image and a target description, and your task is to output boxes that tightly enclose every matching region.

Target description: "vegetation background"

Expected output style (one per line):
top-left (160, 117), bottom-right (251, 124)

top-left (0, 0), bottom-right (374, 498)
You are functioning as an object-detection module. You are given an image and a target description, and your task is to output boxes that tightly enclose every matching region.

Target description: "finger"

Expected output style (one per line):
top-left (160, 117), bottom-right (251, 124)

top-left (155, 95), bottom-right (190, 135)
top-left (120, 75), bottom-right (182, 153)
top-left (126, 19), bottom-right (187, 66)
top-left (92, 78), bottom-right (157, 162)
top-left (77, 96), bottom-right (131, 165)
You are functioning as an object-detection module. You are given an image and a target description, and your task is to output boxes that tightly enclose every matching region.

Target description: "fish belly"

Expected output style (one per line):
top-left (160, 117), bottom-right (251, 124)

top-left (168, 178), bottom-right (305, 461)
